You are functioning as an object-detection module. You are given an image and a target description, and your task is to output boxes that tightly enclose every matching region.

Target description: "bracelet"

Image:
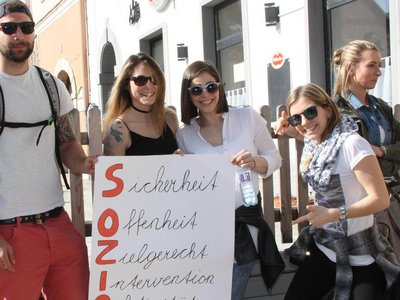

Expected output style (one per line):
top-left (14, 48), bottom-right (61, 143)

top-left (339, 206), bottom-right (347, 220)
top-left (252, 158), bottom-right (256, 170)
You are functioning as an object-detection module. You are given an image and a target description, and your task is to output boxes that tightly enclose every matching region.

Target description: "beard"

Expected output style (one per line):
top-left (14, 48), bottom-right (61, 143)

top-left (0, 40), bottom-right (34, 63)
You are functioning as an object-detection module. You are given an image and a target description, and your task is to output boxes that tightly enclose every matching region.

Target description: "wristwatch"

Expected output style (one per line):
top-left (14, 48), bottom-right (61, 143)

top-left (380, 145), bottom-right (386, 157)
top-left (339, 206), bottom-right (347, 220)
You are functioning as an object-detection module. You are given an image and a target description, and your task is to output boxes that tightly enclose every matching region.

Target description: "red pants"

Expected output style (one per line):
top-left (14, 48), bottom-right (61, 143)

top-left (0, 211), bottom-right (89, 300)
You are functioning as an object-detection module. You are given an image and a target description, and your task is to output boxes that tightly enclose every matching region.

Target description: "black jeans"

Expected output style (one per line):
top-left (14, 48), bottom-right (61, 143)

top-left (284, 240), bottom-right (386, 300)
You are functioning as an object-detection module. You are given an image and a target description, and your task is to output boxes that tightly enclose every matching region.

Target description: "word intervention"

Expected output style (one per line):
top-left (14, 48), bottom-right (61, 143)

top-left (123, 209), bottom-right (198, 236)
top-left (109, 270), bottom-right (215, 290)
top-left (119, 243), bottom-right (208, 270)
top-left (128, 165), bottom-right (219, 193)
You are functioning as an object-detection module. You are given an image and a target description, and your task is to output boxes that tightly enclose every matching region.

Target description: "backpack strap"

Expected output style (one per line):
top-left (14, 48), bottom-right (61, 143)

top-left (35, 66), bottom-right (70, 189)
top-left (0, 67), bottom-right (62, 143)
top-left (0, 84), bottom-right (4, 136)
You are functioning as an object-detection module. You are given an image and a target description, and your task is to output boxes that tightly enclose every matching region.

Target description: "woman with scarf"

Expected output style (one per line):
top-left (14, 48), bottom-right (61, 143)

top-left (275, 40), bottom-right (400, 254)
top-left (281, 83), bottom-right (399, 300)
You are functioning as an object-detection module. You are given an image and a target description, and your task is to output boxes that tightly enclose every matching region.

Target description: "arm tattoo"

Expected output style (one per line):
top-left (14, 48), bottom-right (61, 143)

top-left (58, 114), bottom-right (76, 144)
top-left (110, 126), bottom-right (124, 143)
top-left (103, 124), bottom-right (125, 155)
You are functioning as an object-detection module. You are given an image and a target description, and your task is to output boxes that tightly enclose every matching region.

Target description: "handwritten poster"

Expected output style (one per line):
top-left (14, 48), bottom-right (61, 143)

top-left (89, 154), bottom-right (236, 300)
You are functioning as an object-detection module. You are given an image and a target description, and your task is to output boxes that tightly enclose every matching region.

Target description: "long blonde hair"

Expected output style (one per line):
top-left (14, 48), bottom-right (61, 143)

top-left (102, 53), bottom-right (166, 137)
top-left (332, 40), bottom-right (379, 99)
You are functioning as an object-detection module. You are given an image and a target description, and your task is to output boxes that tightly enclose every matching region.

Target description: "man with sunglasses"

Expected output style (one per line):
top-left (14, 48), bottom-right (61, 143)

top-left (0, 1), bottom-right (97, 299)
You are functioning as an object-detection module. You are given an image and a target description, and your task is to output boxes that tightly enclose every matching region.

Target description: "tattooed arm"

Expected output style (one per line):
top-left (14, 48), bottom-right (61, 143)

top-left (59, 113), bottom-right (98, 175)
top-left (103, 119), bottom-right (131, 156)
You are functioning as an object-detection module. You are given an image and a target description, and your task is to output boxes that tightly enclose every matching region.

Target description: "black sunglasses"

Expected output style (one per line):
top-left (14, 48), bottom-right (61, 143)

top-left (0, 22), bottom-right (35, 35)
top-left (130, 75), bottom-right (156, 86)
top-left (188, 82), bottom-right (220, 96)
top-left (287, 106), bottom-right (318, 127)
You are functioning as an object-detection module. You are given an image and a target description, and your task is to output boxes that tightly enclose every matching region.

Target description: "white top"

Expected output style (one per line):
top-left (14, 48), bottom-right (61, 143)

top-left (316, 133), bottom-right (375, 266)
top-left (0, 65), bottom-right (73, 218)
top-left (176, 106), bottom-right (281, 209)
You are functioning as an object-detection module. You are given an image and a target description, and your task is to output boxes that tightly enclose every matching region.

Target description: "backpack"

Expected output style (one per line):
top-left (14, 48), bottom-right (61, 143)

top-left (0, 65), bottom-right (70, 189)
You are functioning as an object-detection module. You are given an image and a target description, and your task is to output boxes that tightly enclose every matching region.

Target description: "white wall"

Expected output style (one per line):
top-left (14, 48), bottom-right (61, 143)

top-left (87, 0), bottom-right (399, 116)
top-left (87, 0), bottom-right (310, 115)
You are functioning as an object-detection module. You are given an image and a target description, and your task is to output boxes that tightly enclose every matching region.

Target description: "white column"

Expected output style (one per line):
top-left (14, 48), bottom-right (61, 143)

top-left (390, 0), bottom-right (400, 106)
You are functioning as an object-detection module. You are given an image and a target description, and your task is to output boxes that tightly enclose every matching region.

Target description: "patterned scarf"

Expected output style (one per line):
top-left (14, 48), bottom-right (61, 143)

top-left (300, 114), bottom-right (358, 192)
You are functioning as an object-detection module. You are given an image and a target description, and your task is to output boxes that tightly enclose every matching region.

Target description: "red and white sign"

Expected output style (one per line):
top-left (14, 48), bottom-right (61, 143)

top-left (89, 155), bottom-right (235, 300)
top-left (271, 52), bottom-right (284, 69)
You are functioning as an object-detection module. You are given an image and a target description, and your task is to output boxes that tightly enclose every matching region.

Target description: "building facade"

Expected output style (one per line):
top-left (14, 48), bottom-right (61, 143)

top-left (86, 0), bottom-right (399, 122)
top-left (32, 0), bottom-right (399, 125)
top-left (30, 0), bottom-right (89, 125)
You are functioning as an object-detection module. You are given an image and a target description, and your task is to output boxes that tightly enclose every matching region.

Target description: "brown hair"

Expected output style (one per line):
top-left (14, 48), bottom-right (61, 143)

top-left (102, 53), bottom-right (166, 136)
top-left (287, 83), bottom-right (341, 142)
top-left (180, 60), bottom-right (228, 125)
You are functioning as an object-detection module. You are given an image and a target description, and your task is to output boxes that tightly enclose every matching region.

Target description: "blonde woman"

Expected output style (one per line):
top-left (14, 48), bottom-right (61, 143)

top-left (332, 40), bottom-right (400, 180)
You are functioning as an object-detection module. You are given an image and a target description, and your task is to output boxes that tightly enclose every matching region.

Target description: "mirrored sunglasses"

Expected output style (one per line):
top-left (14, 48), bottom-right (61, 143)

top-left (130, 75), bottom-right (156, 86)
top-left (188, 82), bottom-right (220, 96)
top-left (287, 106), bottom-right (318, 127)
top-left (0, 22), bottom-right (35, 35)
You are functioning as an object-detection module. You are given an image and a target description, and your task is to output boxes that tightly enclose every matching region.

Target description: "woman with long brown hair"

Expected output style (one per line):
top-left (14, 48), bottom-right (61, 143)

top-left (103, 52), bottom-right (178, 156)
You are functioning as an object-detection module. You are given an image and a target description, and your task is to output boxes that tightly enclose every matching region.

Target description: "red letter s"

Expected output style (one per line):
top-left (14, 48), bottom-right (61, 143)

top-left (102, 163), bottom-right (124, 197)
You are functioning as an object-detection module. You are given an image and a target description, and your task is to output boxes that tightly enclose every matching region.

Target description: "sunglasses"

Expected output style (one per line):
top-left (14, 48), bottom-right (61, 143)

top-left (0, 22), bottom-right (35, 35)
top-left (130, 75), bottom-right (156, 86)
top-left (287, 106), bottom-right (318, 127)
top-left (188, 82), bottom-right (220, 96)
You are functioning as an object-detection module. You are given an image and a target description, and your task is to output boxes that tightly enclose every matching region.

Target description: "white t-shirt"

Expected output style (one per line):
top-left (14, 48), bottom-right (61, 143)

top-left (0, 65), bottom-right (73, 218)
top-left (315, 133), bottom-right (375, 266)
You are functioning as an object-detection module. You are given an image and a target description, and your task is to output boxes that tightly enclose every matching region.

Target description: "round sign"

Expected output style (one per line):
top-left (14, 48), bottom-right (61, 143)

top-left (148, 0), bottom-right (171, 12)
top-left (271, 53), bottom-right (284, 69)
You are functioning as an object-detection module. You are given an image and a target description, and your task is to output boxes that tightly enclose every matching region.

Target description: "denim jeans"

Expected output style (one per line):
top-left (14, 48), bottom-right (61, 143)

top-left (231, 260), bottom-right (257, 300)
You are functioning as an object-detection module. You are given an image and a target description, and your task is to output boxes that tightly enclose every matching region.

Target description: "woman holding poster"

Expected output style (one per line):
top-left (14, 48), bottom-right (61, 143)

top-left (103, 53), bottom-right (178, 156)
top-left (176, 60), bottom-right (284, 300)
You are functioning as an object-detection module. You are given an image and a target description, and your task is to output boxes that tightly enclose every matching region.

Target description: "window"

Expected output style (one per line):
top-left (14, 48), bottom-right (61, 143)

top-left (99, 42), bottom-right (116, 112)
top-left (326, 0), bottom-right (390, 101)
top-left (140, 30), bottom-right (164, 71)
top-left (215, 0), bottom-right (245, 106)
top-left (150, 35), bottom-right (164, 71)
top-left (327, 0), bottom-right (389, 57)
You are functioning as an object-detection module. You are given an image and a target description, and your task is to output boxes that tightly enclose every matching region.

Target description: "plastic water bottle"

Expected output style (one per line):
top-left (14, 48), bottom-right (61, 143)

top-left (238, 168), bottom-right (258, 207)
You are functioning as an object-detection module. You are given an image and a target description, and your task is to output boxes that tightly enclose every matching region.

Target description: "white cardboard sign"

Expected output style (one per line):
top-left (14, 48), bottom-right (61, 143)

top-left (89, 154), bottom-right (235, 300)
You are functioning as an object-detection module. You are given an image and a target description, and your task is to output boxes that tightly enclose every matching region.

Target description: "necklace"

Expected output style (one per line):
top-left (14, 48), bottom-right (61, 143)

top-left (131, 103), bottom-right (153, 113)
